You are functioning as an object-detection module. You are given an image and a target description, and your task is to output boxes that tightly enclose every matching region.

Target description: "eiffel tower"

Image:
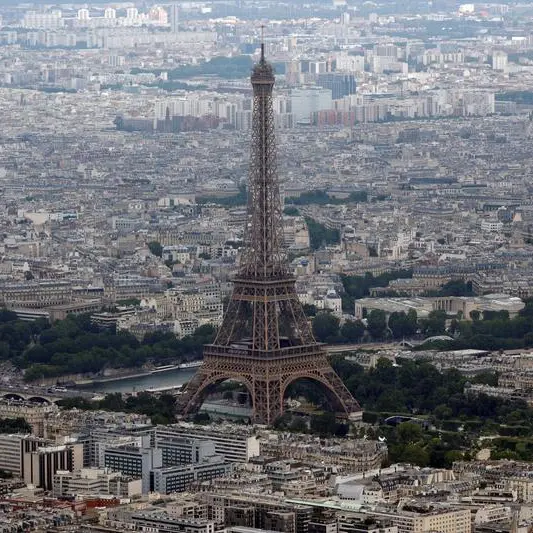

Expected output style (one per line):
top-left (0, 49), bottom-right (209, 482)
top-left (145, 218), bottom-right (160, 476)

top-left (177, 44), bottom-right (361, 425)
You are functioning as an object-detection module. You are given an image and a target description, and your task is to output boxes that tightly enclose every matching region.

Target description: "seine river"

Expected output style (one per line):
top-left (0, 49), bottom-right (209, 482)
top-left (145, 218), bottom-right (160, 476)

top-left (81, 367), bottom-right (198, 394)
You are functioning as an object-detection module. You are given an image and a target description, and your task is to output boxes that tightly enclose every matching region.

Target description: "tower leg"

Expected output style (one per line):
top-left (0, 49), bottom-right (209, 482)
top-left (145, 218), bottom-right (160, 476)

top-left (252, 378), bottom-right (283, 425)
top-left (279, 354), bottom-right (362, 417)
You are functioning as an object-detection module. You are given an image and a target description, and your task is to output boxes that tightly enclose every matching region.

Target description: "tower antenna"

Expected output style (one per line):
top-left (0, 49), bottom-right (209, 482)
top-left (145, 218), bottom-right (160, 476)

top-left (260, 24), bottom-right (265, 62)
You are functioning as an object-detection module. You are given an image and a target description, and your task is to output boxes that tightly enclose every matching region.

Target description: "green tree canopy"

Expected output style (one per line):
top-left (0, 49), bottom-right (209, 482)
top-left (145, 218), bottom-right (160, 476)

top-left (367, 309), bottom-right (387, 339)
top-left (147, 241), bottom-right (163, 257)
top-left (340, 320), bottom-right (365, 342)
top-left (312, 313), bottom-right (340, 342)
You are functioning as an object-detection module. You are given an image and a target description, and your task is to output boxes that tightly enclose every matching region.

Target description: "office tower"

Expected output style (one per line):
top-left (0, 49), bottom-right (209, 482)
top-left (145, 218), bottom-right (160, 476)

top-left (169, 3), bottom-right (179, 33)
top-left (24, 442), bottom-right (83, 491)
top-left (317, 73), bottom-right (356, 100)
top-left (104, 440), bottom-right (162, 494)
top-left (177, 45), bottom-right (361, 425)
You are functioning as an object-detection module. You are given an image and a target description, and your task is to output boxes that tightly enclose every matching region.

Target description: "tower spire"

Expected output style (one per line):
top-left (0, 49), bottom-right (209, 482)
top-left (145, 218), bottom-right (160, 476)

top-left (176, 49), bottom-right (361, 425)
top-left (260, 24), bottom-right (265, 62)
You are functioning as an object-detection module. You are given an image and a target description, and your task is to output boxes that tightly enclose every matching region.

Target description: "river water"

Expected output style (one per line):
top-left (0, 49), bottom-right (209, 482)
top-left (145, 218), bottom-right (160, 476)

top-left (81, 367), bottom-right (198, 394)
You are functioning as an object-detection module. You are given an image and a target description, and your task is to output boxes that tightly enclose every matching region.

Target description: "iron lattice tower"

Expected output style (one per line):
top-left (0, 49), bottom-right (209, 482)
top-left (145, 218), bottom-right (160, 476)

top-left (177, 46), bottom-right (361, 425)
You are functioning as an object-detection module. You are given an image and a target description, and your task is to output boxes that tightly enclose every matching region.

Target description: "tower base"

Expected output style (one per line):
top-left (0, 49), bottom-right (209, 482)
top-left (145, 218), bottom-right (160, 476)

top-left (177, 343), bottom-right (361, 425)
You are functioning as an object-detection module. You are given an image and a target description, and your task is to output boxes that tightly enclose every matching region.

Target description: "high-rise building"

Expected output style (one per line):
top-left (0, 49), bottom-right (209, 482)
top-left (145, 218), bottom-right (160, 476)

top-left (151, 455), bottom-right (232, 494)
top-left (492, 50), bottom-right (508, 72)
top-left (149, 6), bottom-right (168, 24)
top-left (169, 3), bottom-right (179, 33)
top-left (0, 434), bottom-right (45, 477)
top-left (154, 426), bottom-right (259, 463)
top-left (23, 442), bottom-right (83, 491)
top-left (77, 8), bottom-right (90, 20)
top-left (374, 43), bottom-right (399, 58)
top-left (154, 432), bottom-right (216, 466)
top-left (104, 7), bottom-right (116, 19)
top-left (22, 10), bottom-right (64, 29)
top-left (317, 73), bottom-right (356, 100)
top-left (104, 438), bottom-right (162, 494)
top-left (126, 7), bottom-right (138, 20)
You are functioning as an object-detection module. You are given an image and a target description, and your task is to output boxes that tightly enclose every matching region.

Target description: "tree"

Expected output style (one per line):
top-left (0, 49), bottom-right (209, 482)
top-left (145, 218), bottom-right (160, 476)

top-left (470, 310), bottom-right (481, 321)
top-left (289, 417), bottom-right (308, 433)
top-left (303, 304), bottom-right (318, 317)
top-left (397, 422), bottom-right (423, 444)
top-left (193, 413), bottom-right (210, 425)
top-left (388, 311), bottom-right (416, 339)
top-left (0, 417), bottom-right (31, 434)
top-left (284, 206), bottom-right (299, 216)
top-left (305, 217), bottom-right (340, 250)
top-left (407, 309), bottom-right (418, 331)
top-left (433, 404), bottom-right (453, 420)
top-left (147, 241), bottom-right (163, 258)
top-left (367, 310), bottom-right (387, 339)
top-left (438, 280), bottom-right (473, 296)
top-left (449, 319), bottom-right (459, 335)
top-left (443, 450), bottom-right (463, 467)
top-left (310, 412), bottom-right (338, 435)
top-left (312, 313), bottom-right (340, 342)
top-left (401, 443), bottom-right (430, 466)
top-left (341, 320), bottom-right (365, 342)
top-left (423, 310), bottom-right (447, 336)
top-left (193, 324), bottom-right (216, 342)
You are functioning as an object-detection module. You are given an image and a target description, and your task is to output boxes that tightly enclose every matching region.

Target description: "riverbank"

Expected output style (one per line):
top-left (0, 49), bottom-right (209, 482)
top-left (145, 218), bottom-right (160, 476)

top-left (73, 361), bottom-right (203, 386)
top-left (78, 366), bottom-right (198, 394)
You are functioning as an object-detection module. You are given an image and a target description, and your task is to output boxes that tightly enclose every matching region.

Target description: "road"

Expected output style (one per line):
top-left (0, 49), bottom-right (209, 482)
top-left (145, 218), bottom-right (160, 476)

top-left (326, 341), bottom-right (406, 353)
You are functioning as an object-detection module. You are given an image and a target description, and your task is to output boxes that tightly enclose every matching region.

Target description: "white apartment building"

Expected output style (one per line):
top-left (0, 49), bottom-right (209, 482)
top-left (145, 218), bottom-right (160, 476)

top-left (53, 467), bottom-right (142, 498)
top-left (22, 10), bottom-right (64, 29)
top-left (154, 425), bottom-right (259, 463)
top-left (492, 50), bottom-right (508, 71)
top-left (370, 507), bottom-right (471, 533)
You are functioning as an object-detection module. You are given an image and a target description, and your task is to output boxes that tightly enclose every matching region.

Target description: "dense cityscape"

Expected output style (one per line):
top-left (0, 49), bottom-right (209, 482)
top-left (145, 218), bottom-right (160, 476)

top-left (1, 0), bottom-right (533, 531)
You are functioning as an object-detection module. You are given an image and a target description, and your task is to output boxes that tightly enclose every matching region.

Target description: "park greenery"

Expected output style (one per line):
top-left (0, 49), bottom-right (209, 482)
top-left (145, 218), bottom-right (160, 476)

top-left (3, 267), bottom-right (533, 383)
top-left (421, 298), bottom-right (533, 352)
top-left (0, 311), bottom-right (215, 382)
top-left (327, 357), bottom-right (533, 466)
top-left (147, 240), bottom-right (163, 258)
top-left (0, 417), bottom-right (31, 434)
top-left (310, 296), bottom-right (533, 345)
top-left (341, 270), bottom-right (413, 311)
top-left (305, 217), bottom-right (340, 250)
top-left (3, 266), bottom-right (533, 466)
top-left (3, 279), bottom-right (533, 383)
top-left (131, 55), bottom-right (254, 81)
